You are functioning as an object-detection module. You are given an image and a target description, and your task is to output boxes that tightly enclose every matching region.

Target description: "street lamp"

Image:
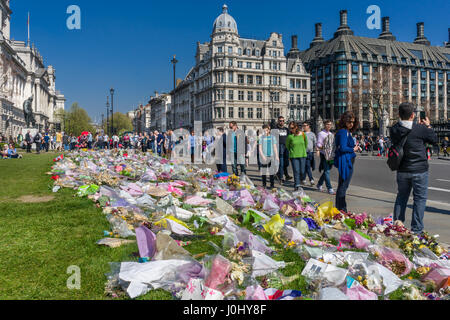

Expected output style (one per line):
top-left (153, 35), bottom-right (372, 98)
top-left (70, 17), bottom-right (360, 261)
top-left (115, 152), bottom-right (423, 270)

top-left (171, 55), bottom-right (178, 130)
top-left (110, 88), bottom-right (115, 135)
top-left (106, 96), bottom-right (110, 135)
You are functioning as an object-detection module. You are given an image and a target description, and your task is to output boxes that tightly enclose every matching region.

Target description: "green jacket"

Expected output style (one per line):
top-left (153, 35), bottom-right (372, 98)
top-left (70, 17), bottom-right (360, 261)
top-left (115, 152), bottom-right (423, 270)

top-left (286, 133), bottom-right (307, 158)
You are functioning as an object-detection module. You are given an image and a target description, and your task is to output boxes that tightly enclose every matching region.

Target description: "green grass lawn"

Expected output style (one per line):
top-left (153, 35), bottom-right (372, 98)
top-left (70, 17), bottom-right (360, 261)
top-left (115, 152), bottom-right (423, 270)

top-left (0, 153), bottom-right (411, 300)
top-left (0, 153), bottom-right (145, 299)
top-left (0, 153), bottom-right (310, 300)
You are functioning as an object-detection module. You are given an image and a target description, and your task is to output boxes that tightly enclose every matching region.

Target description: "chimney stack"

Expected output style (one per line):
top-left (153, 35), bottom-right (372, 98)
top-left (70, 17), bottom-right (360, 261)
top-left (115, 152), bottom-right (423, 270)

top-left (378, 17), bottom-right (396, 41)
top-left (287, 34), bottom-right (300, 58)
top-left (382, 17), bottom-right (390, 33)
top-left (447, 28), bottom-right (450, 48)
top-left (340, 10), bottom-right (348, 26)
top-left (334, 9), bottom-right (354, 38)
top-left (310, 23), bottom-right (325, 48)
top-left (316, 23), bottom-right (323, 39)
top-left (414, 22), bottom-right (430, 46)
top-left (291, 35), bottom-right (298, 49)
top-left (417, 22), bottom-right (424, 38)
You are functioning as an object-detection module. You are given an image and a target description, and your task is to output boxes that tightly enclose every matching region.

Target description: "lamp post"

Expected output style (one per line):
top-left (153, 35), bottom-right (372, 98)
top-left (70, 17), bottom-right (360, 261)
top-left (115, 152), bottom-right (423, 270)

top-left (170, 55), bottom-right (178, 130)
top-left (106, 96), bottom-right (110, 135)
top-left (110, 88), bottom-right (115, 135)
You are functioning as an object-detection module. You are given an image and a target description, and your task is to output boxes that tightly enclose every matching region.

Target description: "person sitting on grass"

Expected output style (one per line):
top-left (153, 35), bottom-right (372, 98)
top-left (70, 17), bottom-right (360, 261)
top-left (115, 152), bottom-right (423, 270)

top-left (7, 144), bottom-right (22, 159)
top-left (1, 144), bottom-right (8, 159)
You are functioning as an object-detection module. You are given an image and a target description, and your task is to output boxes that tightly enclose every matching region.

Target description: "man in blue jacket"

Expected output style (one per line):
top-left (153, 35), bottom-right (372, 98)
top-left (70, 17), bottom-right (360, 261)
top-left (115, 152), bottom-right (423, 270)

top-left (390, 102), bottom-right (437, 235)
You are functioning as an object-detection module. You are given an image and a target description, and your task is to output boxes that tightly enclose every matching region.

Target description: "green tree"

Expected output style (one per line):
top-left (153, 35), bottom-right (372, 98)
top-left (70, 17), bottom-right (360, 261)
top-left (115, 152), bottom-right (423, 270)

top-left (66, 103), bottom-right (94, 136)
top-left (103, 112), bottom-right (133, 136)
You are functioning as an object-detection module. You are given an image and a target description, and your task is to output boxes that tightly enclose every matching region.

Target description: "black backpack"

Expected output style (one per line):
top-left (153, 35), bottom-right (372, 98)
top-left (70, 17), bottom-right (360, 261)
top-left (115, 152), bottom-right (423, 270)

top-left (387, 130), bottom-right (411, 171)
top-left (34, 133), bottom-right (41, 143)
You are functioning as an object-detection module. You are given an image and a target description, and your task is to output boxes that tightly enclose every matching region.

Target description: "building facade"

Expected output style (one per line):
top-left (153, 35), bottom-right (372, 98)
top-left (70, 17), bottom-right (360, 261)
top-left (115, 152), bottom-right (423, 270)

top-left (172, 5), bottom-right (310, 132)
top-left (298, 10), bottom-right (450, 135)
top-left (0, 0), bottom-right (65, 138)
top-left (149, 93), bottom-right (171, 132)
top-left (130, 103), bottom-right (151, 134)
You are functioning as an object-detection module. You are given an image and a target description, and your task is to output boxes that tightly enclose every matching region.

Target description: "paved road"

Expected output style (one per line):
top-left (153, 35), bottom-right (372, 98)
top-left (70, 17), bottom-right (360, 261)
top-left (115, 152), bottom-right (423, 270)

top-left (338, 155), bottom-right (450, 205)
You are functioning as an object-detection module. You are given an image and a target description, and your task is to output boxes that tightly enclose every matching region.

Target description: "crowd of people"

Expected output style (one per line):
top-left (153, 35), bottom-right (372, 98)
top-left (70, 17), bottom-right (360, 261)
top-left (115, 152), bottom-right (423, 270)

top-left (0, 102), bottom-right (446, 234)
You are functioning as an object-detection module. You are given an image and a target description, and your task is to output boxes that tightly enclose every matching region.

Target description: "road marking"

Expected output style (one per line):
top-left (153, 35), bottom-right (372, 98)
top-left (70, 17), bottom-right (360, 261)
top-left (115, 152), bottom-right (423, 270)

top-left (437, 179), bottom-right (450, 183)
top-left (429, 187), bottom-right (450, 193)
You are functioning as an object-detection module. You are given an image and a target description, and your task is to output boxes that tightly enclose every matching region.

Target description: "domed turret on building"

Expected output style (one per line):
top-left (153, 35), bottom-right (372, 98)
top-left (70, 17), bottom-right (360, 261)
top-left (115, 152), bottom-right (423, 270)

top-left (212, 4), bottom-right (238, 35)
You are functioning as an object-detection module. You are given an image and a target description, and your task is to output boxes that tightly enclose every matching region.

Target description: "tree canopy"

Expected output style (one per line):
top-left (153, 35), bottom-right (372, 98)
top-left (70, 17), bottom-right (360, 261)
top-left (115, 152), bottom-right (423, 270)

top-left (65, 103), bottom-right (95, 136)
top-left (103, 112), bottom-right (133, 136)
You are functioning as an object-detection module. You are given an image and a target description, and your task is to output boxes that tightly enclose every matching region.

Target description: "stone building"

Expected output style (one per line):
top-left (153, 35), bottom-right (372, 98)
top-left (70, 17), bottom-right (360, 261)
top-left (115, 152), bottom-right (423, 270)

top-left (0, 0), bottom-right (65, 138)
top-left (298, 10), bottom-right (450, 135)
top-left (172, 4), bottom-right (311, 132)
top-left (149, 92), bottom-right (171, 132)
top-left (131, 103), bottom-right (151, 134)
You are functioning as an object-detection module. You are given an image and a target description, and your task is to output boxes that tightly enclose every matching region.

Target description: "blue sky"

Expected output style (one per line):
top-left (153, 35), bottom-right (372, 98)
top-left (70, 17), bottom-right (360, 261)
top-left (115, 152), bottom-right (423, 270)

top-left (10, 0), bottom-right (450, 123)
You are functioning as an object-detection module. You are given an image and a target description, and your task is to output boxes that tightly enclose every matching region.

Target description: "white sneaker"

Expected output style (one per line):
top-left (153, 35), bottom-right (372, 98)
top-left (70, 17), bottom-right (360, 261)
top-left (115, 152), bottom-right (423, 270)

top-left (310, 180), bottom-right (315, 187)
top-left (328, 188), bottom-right (336, 195)
top-left (301, 180), bottom-right (307, 186)
top-left (317, 185), bottom-right (324, 192)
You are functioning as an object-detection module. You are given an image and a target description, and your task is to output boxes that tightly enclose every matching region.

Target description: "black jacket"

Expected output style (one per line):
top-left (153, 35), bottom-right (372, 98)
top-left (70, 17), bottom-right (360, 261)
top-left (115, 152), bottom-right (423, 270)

top-left (390, 122), bottom-right (437, 173)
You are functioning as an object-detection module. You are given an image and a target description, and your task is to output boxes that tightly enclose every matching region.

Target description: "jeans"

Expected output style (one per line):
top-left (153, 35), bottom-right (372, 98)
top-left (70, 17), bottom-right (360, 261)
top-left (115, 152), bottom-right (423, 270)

top-left (394, 171), bottom-right (429, 233)
top-left (291, 158), bottom-right (306, 188)
top-left (305, 152), bottom-right (315, 182)
top-left (278, 144), bottom-right (290, 180)
top-left (232, 152), bottom-right (246, 176)
top-left (157, 144), bottom-right (163, 156)
top-left (336, 165), bottom-right (354, 212)
top-left (318, 153), bottom-right (333, 190)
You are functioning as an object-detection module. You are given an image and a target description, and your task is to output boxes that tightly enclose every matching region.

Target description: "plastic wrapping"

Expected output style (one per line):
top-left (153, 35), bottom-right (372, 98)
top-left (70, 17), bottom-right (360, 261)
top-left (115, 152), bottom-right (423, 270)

top-left (339, 230), bottom-right (371, 249)
top-left (319, 287), bottom-right (349, 300)
top-left (215, 197), bottom-right (238, 216)
top-left (232, 189), bottom-right (255, 208)
top-left (252, 250), bottom-right (286, 277)
top-left (118, 259), bottom-right (192, 298)
top-left (135, 226), bottom-right (157, 259)
top-left (263, 214), bottom-right (285, 236)
top-left (204, 255), bottom-right (232, 292)
top-left (368, 245), bottom-right (414, 277)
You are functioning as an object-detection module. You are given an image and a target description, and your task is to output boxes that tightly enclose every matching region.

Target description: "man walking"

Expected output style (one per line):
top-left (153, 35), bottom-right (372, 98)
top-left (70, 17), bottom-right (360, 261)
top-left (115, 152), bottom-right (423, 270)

top-left (302, 121), bottom-right (316, 186)
top-left (228, 121), bottom-right (246, 176)
top-left (25, 130), bottom-right (32, 153)
top-left (34, 131), bottom-right (43, 154)
top-left (390, 102), bottom-right (437, 235)
top-left (274, 116), bottom-right (292, 184)
top-left (156, 130), bottom-right (165, 157)
top-left (316, 120), bottom-right (335, 194)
